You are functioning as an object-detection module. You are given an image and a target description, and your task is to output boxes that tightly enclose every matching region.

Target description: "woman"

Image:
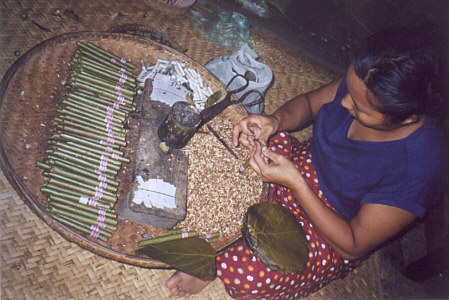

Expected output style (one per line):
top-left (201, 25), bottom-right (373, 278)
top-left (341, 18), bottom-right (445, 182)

top-left (166, 23), bottom-right (448, 299)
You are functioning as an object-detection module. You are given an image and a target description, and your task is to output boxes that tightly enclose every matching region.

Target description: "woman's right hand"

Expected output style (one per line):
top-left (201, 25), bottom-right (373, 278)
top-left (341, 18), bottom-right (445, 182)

top-left (232, 114), bottom-right (280, 150)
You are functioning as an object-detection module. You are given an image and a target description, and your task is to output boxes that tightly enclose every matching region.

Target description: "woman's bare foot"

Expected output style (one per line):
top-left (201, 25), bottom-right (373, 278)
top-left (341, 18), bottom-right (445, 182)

top-left (165, 271), bottom-right (214, 297)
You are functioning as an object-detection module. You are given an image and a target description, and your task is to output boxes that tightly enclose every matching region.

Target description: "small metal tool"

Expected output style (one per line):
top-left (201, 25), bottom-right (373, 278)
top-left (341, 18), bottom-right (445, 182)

top-left (206, 125), bottom-right (239, 160)
top-left (157, 74), bottom-right (264, 149)
top-left (199, 74), bottom-right (264, 127)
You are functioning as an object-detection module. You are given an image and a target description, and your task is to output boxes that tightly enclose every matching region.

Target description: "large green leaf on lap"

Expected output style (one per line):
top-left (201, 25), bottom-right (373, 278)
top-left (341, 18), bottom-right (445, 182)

top-left (242, 202), bottom-right (309, 274)
top-left (135, 237), bottom-right (216, 279)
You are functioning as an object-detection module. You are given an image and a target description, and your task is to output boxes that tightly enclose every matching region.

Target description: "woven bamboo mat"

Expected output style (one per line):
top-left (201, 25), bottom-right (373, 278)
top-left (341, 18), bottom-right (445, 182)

top-left (1, 0), bottom-right (382, 299)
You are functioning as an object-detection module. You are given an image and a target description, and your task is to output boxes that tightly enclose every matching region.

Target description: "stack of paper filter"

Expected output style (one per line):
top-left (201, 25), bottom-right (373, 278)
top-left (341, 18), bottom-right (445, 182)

top-left (137, 59), bottom-right (214, 109)
top-left (133, 176), bottom-right (177, 209)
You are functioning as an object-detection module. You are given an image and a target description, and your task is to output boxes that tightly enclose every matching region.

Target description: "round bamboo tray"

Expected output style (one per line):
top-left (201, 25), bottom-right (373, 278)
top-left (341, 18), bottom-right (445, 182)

top-left (0, 31), bottom-right (259, 268)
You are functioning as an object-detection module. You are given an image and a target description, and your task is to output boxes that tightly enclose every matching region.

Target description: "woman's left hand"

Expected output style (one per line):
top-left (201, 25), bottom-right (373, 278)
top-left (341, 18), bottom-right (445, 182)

top-left (249, 142), bottom-right (305, 188)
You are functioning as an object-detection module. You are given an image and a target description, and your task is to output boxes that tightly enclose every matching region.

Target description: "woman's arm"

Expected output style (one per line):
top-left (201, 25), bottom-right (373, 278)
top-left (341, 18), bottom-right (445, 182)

top-left (291, 177), bottom-right (417, 260)
top-left (272, 77), bottom-right (343, 132)
top-left (250, 143), bottom-right (417, 260)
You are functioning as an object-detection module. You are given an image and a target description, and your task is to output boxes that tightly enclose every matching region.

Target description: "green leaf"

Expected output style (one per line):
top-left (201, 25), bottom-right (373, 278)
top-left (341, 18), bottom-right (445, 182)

top-left (204, 89), bottom-right (227, 108)
top-left (242, 202), bottom-right (309, 274)
top-left (186, 93), bottom-right (195, 105)
top-left (135, 237), bottom-right (216, 279)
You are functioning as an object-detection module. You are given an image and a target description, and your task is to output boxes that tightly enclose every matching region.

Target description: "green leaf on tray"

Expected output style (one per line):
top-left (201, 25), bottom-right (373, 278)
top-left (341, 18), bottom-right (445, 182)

top-left (135, 237), bottom-right (216, 279)
top-left (242, 202), bottom-right (309, 274)
top-left (186, 93), bottom-right (195, 105)
top-left (204, 89), bottom-right (227, 108)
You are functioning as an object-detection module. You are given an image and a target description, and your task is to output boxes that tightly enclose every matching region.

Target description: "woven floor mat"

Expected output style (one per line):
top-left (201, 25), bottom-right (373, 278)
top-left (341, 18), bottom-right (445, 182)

top-left (0, 170), bottom-right (233, 299)
top-left (1, 0), bottom-right (382, 299)
top-left (0, 169), bottom-right (382, 299)
top-left (0, 165), bottom-right (382, 299)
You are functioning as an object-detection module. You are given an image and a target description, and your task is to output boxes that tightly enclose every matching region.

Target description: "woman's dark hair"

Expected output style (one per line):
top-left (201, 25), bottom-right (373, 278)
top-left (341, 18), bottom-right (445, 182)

top-left (351, 22), bottom-right (448, 124)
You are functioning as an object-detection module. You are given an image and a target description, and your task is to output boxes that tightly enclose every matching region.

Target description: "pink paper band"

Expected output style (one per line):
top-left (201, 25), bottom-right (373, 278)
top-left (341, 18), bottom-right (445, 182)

top-left (97, 214), bottom-right (105, 222)
top-left (99, 163), bottom-right (107, 172)
top-left (94, 188), bottom-right (103, 199)
top-left (96, 164), bottom-right (106, 173)
top-left (100, 155), bottom-right (109, 165)
top-left (104, 114), bottom-right (113, 123)
top-left (90, 228), bottom-right (99, 238)
top-left (98, 157), bottom-right (108, 171)
top-left (106, 122), bottom-right (114, 131)
top-left (105, 146), bottom-right (113, 153)
top-left (89, 198), bottom-right (97, 206)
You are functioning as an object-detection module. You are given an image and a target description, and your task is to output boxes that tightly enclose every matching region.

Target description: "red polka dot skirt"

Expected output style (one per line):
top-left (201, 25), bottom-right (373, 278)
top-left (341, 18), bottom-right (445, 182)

top-left (216, 132), bottom-right (359, 299)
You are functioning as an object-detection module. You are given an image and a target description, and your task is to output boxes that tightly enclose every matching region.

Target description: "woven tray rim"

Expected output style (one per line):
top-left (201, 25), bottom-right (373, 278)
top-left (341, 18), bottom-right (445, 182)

top-left (0, 31), bottom-right (250, 269)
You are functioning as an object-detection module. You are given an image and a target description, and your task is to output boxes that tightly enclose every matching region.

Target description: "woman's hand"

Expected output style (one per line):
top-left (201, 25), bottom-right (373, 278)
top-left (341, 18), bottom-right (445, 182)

top-left (232, 115), bottom-right (279, 150)
top-left (249, 142), bottom-right (305, 188)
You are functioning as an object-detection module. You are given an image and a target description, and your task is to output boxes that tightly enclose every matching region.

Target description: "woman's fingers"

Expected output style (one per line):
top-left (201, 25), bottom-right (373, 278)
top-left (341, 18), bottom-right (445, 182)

top-left (250, 143), bottom-right (274, 177)
top-left (232, 123), bottom-right (243, 147)
top-left (232, 115), bottom-right (275, 148)
top-left (233, 123), bottom-right (253, 147)
top-left (234, 127), bottom-right (260, 150)
top-left (261, 145), bottom-right (280, 162)
top-left (249, 145), bottom-right (262, 174)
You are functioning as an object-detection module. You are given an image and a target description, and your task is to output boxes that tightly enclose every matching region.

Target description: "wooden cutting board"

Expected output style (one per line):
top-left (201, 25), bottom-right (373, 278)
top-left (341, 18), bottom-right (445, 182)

top-left (118, 79), bottom-right (188, 229)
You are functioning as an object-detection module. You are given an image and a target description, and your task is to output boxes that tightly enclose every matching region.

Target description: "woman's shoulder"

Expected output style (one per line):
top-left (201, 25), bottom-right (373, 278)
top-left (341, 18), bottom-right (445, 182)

top-left (405, 118), bottom-right (448, 178)
top-left (407, 118), bottom-right (448, 153)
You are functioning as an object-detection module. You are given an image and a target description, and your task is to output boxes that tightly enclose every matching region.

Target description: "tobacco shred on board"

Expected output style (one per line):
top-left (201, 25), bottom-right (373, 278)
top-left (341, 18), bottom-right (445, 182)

top-left (178, 119), bottom-right (263, 239)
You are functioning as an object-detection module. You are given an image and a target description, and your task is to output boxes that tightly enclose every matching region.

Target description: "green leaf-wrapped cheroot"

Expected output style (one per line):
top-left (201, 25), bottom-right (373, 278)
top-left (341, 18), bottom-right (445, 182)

top-left (242, 202), bottom-right (309, 274)
top-left (135, 237), bottom-right (216, 280)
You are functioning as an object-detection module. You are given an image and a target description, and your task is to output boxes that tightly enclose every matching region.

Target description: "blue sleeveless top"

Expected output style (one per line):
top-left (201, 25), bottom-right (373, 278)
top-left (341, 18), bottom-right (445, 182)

top-left (311, 79), bottom-right (448, 221)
